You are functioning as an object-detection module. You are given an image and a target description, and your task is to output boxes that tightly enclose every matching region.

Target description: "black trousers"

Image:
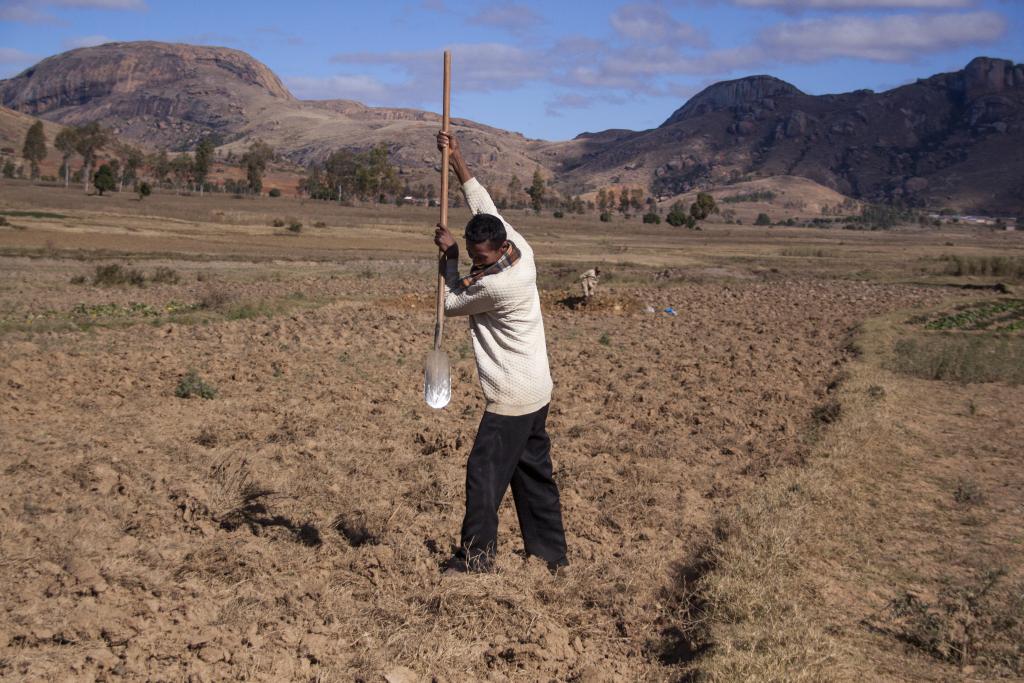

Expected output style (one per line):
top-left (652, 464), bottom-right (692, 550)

top-left (460, 404), bottom-right (568, 569)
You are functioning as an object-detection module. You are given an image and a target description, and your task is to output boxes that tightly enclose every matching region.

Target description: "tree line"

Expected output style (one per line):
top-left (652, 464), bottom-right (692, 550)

top-left (11, 120), bottom-right (719, 227)
top-left (10, 120), bottom-right (282, 198)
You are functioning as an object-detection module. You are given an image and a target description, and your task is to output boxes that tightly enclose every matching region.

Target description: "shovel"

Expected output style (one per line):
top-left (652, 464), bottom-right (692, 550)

top-left (424, 50), bottom-right (452, 410)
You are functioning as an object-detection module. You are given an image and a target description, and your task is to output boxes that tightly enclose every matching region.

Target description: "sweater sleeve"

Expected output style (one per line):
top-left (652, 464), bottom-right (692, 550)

top-left (462, 177), bottom-right (528, 252)
top-left (442, 259), bottom-right (496, 317)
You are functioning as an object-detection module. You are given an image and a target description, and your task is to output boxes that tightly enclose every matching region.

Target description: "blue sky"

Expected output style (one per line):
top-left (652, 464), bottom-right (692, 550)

top-left (1, 0), bottom-right (1021, 140)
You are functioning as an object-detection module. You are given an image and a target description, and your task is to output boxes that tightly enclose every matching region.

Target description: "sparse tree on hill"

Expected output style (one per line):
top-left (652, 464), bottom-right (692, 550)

top-left (630, 188), bottom-right (644, 212)
top-left (120, 145), bottom-right (144, 191)
top-left (527, 168), bottom-right (545, 214)
top-left (54, 127), bottom-right (79, 188)
top-left (73, 122), bottom-right (109, 194)
top-left (242, 141), bottom-right (274, 195)
top-left (107, 159), bottom-right (121, 191)
top-left (93, 163), bottom-right (116, 196)
top-left (194, 136), bottom-right (215, 196)
top-left (597, 188), bottom-right (608, 212)
top-left (169, 153), bottom-right (194, 194)
top-left (507, 175), bottom-right (523, 209)
top-left (150, 149), bottom-right (171, 187)
top-left (619, 188), bottom-right (630, 215)
top-left (22, 121), bottom-right (46, 180)
top-left (690, 192), bottom-right (717, 221)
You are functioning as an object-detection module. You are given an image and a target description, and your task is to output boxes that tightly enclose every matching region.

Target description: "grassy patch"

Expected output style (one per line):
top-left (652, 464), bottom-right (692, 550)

top-left (938, 254), bottom-right (1024, 280)
top-left (889, 334), bottom-right (1024, 384)
top-left (917, 299), bottom-right (1024, 332)
top-left (781, 247), bottom-right (835, 258)
top-left (0, 210), bottom-right (67, 219)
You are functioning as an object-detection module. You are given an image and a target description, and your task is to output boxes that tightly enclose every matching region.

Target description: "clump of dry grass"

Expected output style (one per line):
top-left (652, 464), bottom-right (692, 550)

top-left (939, 254), bottom-right (1024, 280)
top-left (889, 334), bottom-right (1024, 384)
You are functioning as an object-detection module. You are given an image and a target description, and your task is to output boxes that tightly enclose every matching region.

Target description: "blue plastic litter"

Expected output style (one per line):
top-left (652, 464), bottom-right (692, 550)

top-left (664, 307), bottom-right (677, 316)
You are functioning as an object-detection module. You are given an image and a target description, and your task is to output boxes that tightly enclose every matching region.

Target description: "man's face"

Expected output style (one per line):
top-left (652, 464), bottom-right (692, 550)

top-left (466, 240), bottom-right (502, 269)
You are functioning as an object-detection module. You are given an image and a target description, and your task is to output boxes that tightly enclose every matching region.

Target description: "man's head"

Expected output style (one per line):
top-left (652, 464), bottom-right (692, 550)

top-left (464, 213), bottom-right (507, 268)
top-left (594, 267), bottom-right (601, 276)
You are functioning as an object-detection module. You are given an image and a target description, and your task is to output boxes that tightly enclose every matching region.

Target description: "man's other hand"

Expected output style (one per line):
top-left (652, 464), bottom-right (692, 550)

top-left (434, 223), bottom-right (458, 256)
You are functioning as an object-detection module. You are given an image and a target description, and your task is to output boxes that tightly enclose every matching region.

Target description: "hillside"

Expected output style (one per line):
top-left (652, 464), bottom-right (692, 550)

top-left (1, 42), bottom-right (1021, 212)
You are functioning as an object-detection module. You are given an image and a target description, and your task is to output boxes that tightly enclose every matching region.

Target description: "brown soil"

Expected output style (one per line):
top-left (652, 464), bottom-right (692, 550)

top-left (0, 184), bottom-right (1009, 681)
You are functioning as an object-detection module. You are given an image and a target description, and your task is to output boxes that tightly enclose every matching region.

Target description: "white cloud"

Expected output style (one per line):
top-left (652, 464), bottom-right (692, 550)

top-left (759, 11), bottom-right (1005, 61)
top-left (610, 3), bottom-right (703, 45)
top-left (0, 46), bottom-right (35, 63)
top-left (62, 34), bottom-right (112, 48)
top-left (332, 43), bottom-right (546, 93)
top-left (733, 0), bottom-right (974, 7)
top-left (0, 1), bottom-right (53, 21)
top-left (285, 75), bottom-right (396, 102)
top-left (50, 0), bottom-right (145, 8)
top-left (468, 4), bottom-right (543, 35)
top-left (0, 0), bottom-right (143, 23)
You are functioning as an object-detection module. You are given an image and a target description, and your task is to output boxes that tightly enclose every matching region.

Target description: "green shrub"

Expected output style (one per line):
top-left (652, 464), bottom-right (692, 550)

top-left (175, 370), bottom-right (217, 399)
top-left (755, 213), bottom-right (772, 226)
top-left (268, 188), bottom-right (281, 197)
top-left (287, 220), bottom-right (302, 233)
top-left (599, 212), bottom-right (612, 222)
top-left (272, 218), bottom-right (285, 227)
top-left (553, 210), bottom-right (564, 218)
top-left (137, 181), bottom-right (151, 200)
top-left (642, 212), bottom-right (661, 224)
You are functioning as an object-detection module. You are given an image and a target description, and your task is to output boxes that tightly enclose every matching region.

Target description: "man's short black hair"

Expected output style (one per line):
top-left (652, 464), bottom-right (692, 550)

top-left (465, 213), bottom-right (506, 249)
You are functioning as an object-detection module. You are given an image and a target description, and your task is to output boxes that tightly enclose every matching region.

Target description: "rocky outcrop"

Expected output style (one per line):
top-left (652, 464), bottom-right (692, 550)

top-left (0, 41), bottom-right (293, 149)
top-left (662, 76), bottom-right (804, 125)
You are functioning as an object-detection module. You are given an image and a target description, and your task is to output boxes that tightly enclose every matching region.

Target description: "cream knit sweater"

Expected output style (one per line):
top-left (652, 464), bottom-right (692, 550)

top-left (444, 178), bottom-right (553, 416)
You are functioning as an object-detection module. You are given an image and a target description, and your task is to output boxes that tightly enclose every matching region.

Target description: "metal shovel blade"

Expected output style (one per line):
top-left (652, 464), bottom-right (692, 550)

top-left (424, 349), bottom-right (451, 409)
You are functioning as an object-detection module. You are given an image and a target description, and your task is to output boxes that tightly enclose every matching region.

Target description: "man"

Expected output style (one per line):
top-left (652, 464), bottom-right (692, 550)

top-left (433, 130), bottom-right (568, 574)
top-left (580, 267), bottom-right (600, 300)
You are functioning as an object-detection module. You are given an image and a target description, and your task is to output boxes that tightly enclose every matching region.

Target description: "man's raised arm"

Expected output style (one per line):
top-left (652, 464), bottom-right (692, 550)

top-left (436, 131), bottom-right (524, 246)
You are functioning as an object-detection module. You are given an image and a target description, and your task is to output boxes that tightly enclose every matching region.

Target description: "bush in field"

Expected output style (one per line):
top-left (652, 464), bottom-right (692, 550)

top-left (642, 212), bottom-right (661, 225)
top-left (93, 263), bottom-right (146, 287)
top-left (175, 370), bottom-right (217, 399)
top-left (137, 181), bottom-right (151, 200)
top-left (268, 188), bottom-right (281, 197)
top-left (150, 266), bottom-right (180, 284)
top-left (288, 220), bottom-right (302, 233)
top-left (599, 212), bottom-right (612, 222)
top-left (755, 212), bottom-right (772, 226)
top-left (271, 218), bottom-right (285, 227)
top-left (553, 210), bottom-right (564, 218)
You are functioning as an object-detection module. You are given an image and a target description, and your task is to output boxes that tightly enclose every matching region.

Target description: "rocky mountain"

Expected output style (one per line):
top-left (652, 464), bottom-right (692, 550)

top-left (554, 57), bottom-right (1024, 213)
top-left (2, 42), bottom-right (1021, 213)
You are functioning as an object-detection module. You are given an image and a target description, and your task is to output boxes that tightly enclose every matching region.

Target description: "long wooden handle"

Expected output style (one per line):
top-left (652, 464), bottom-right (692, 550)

top-left (434, 50), bottom-right (451, 351)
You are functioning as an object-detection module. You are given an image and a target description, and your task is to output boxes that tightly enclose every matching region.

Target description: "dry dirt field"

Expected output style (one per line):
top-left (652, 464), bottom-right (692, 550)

top-left (1, 182), bottom-right (1022, 682)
